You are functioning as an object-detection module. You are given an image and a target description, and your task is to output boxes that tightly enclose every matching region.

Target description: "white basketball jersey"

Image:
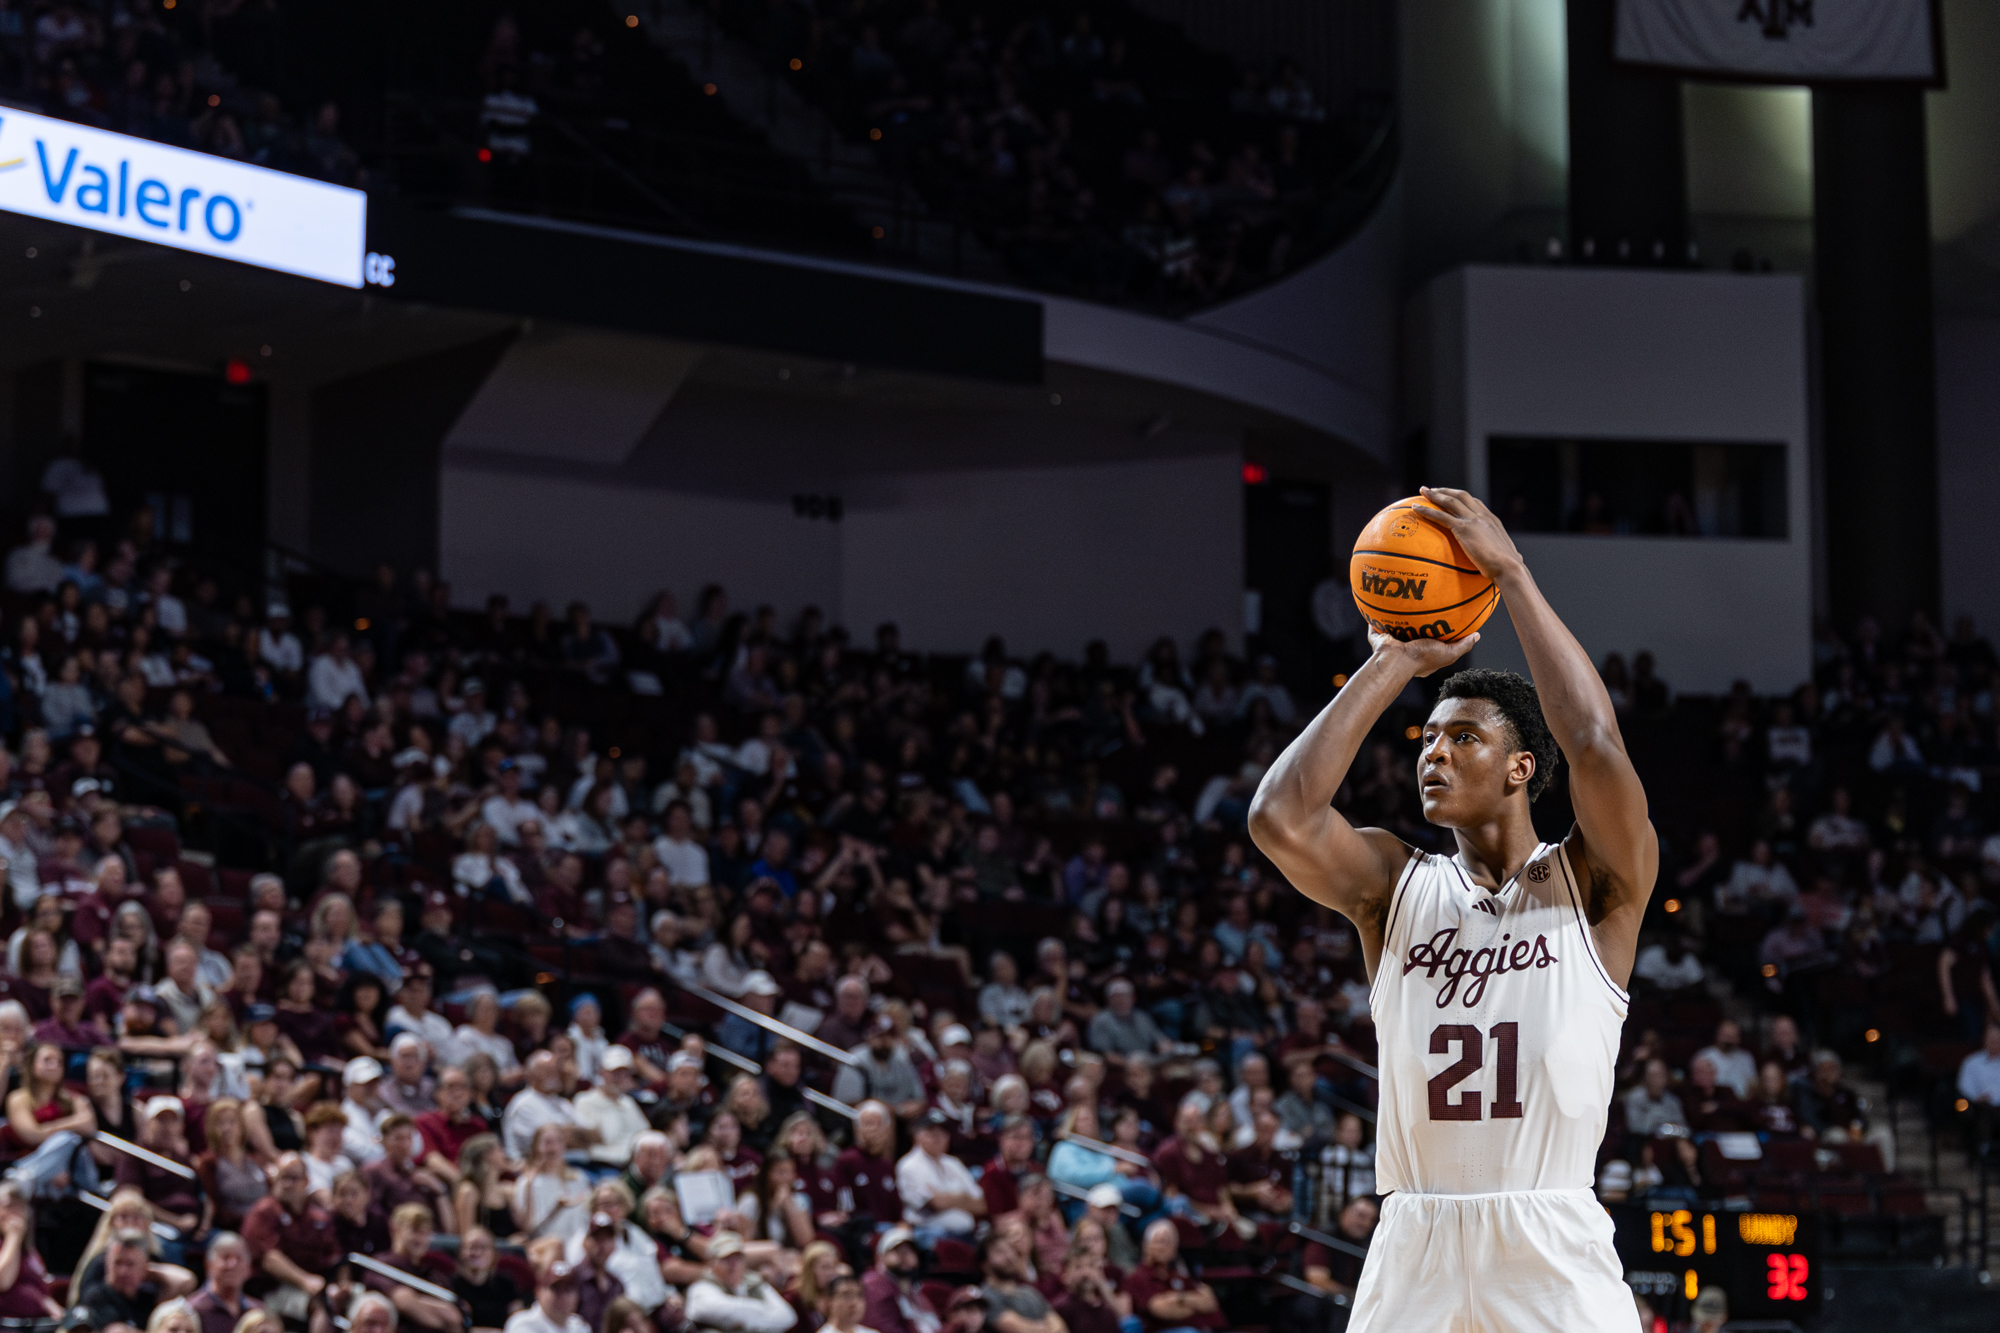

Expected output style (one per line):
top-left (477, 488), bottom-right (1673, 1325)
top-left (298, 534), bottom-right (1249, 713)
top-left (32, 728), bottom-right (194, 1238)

top-left (1369, 840), bottom-right (1627, 1196)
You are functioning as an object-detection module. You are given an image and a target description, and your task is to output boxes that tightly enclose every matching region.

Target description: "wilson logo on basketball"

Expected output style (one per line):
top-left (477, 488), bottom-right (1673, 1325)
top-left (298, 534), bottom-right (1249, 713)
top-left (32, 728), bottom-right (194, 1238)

top-left (1403, 927), bottom-right (1559, 1008)
top-left (1358, 570), bottom-right (1428, 601)
top-left (1527, 863), bottom-right (1551, 883)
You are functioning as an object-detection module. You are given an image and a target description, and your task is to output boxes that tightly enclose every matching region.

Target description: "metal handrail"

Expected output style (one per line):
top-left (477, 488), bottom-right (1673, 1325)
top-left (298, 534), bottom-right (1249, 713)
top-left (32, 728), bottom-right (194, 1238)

top-left (661, 1020), bottom-right (859, 1122)
top-left (346, 1252), bottom-right (465, 1308)
top-left (1056, 1132), bottom-right (1153, 1170)
top-left (1325, 1049), bottom-right (1379, 1082)
top-left (1048, 1177), bottom-right (1140, 1218)
top-left (76, 1189), bottom-right (178, 1239)
top-left (675, 980), bottom-right (860, 1067)
top-left (96, 1131), bottom-right (197, 1180)
top-left (1288, 1220), bottom-right (1369, 1261)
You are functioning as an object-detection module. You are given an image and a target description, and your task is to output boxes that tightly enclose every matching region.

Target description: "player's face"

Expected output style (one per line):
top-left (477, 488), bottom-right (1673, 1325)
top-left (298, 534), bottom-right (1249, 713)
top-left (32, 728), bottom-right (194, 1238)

top-left (1417, 698), bottom-right (1532, 827)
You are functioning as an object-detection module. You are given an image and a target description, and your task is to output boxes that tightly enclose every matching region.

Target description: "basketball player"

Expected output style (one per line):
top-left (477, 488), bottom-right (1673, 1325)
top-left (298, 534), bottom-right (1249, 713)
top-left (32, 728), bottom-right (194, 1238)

top-left (1249, 487), bottom-right (1656, 1331)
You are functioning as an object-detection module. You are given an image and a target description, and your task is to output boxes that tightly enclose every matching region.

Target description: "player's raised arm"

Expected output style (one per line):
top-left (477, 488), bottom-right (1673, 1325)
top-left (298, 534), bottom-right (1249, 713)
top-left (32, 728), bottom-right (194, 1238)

top-left (1412, 489), bottom-right (1659, 926)
top-left (1249, 625), bottom-right (1476, 959)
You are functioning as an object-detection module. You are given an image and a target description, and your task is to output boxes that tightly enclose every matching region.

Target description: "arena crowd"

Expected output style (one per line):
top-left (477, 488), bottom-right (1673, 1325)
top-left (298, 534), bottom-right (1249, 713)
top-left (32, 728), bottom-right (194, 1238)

top-left (0, 492), bottom-right (1992, 1333)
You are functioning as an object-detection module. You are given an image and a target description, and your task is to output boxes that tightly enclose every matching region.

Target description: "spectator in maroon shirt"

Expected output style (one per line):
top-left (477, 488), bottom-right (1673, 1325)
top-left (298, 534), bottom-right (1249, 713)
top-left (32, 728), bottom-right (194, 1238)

top-left (980, 1114), bottom-right (1037, 1218)
top-left (1295, 1194), bottom-right (1378, 1329)
top-left (414, 1067), bottom-right (488, 1183)
top-left (834, 1101), bottom-right (903, 1228)
top-left (362, 1114), bottom-right (451, 1230)
top-left (1122, 1220), bottom-right (1224, 1333)
top-left (242, 1154), bottom-right (342, 1332)
top-left (34, 973), bottom-right (109, 1046)
top-left (616, 990), bottom-right (673, 1088)
top-left (84, 937), bottom-right (140, 1024)
top-left (859, 1225), bottom-right (939, 1333)
top-left (1151, 1097), bottom-right (1245, 1238)
top-left (0, 1183), bottom-right (61, 1319)
top-left (361, 1204), bottom-right (461, 1332)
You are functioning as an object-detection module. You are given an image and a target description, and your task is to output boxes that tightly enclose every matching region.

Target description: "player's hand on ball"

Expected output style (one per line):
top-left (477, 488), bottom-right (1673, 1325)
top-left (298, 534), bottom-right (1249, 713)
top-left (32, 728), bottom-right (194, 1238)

top-left (1415, 487), bottom-right (1524, 582)
top-left (1367, 623), bottom-right (1479, 678)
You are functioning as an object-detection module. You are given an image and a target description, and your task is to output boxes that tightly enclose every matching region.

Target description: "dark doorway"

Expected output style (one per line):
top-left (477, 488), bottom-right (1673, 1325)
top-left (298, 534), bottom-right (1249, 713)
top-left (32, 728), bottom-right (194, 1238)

top-left (83, 363), bottom-right (269, 576)
top-left (1246, 475), bottom-right (1331, 695)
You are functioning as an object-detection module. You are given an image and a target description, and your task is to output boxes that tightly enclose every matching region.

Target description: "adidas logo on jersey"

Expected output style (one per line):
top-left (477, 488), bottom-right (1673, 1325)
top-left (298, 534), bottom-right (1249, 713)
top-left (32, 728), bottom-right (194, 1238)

top-left (1471, 898), bottom-right (1500, 916)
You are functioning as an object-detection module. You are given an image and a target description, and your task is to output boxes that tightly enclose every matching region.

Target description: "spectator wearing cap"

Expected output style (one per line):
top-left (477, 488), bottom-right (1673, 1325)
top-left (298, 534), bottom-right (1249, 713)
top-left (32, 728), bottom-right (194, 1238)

top-left (1083, 1184), bottom-right (1140, 1270)
top-left (1086, 980), bottom-right (1171, 1070)
top-left (894, 1110), bottom-right (984, 1246)
top-left (34, 971), bottom-right (108, 1046)
top-left (380, 1035), bottom-right (438, 1117)
top-left (832, 1014), bottom-right (925, 1119)
top-left (654, 1051), bottom-right (714, 1138)
top-left (715, 970), bottom-right (783, 1063)
top-left (502, 1051), bottom-right (598, 1162)
top-left (502, 1256), bottom-right (589, 1333)
top-left (575, 1047), bottom-right (648, 1168)
top-left (683, 1232), bottom-right (794, 1333)
top-left (570, 1211), bottom-right (626, 1333)
top-left (449, 681), bottom-right (497, 750)
top-left (860, 1225), bottom-right (937, 1333)
top-left (481, 763), bottom-right (538, 849)
top-left (256, 606), bottom-right (303, 681)
top-left (120, 1096), bottom-right (206, 1235)
top-left (340, 1058), bottom-right (393, 1165)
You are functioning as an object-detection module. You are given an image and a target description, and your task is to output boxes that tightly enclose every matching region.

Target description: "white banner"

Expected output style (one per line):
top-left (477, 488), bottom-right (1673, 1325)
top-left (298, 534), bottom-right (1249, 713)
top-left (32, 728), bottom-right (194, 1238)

top-left (0, 107), bottom-right (366, 287)
top-left (1615, 1), bottom-right (1939, 83)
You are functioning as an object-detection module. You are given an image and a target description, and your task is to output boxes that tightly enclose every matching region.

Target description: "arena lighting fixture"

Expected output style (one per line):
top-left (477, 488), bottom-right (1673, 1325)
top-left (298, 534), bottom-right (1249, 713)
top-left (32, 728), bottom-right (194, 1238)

top-left (1403, 725), bottom-right (1421, 741)
top-left (1864, 1029), bottom-right (1880, 1043)
top-left (1331, 673), bottom-right (1348, 688)
top-left (1242, 461), bottom-right (1269, 484)
top-left (0, 105), bottom-right (366, 286)
top-left (223, 359), bottom-right (252, 385)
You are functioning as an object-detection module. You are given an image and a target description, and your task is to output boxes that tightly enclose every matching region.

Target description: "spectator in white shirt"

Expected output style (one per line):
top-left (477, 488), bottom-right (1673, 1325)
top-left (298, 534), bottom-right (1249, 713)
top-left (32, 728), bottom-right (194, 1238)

top-left (1808, 787), bottom-right (1871, 854)
top-left (1694, 1020), bottom-right (1759, 1099)
top-left (573, 1047), bottom-right (649, 1167)
top-left (308, 633), bottom-right (370, 711)
top-left (341, 1057), bottom-right (392, 1164)
top-left (1868, 716), bottom-right (1924, 773)
top-left (450, 680), bottom-right (498, 748)
top-left (1959, 1023), bottom-right (2000, 1106)
top-left (682, 1233), bottom-right (795, 1333)
top-left (1632, 933), bottom-right (1706, 994)
top-left (651, 760), bottom-right (714, 829)
top-left (481, 762), bottom-right (540, 846)
top-left (652, 801), bottom-right (710, 887)
top-left (386, 966), bottom-right (463, 1067)
top-left (503, 1050), bottom-right (600, 1161)
top-left (1718, 841), bottom-right (1797, 913)
top-left (1623, 1059), bottom-right (1686, 1138)
top-left (895, 1111), bottom-right (986, 1245)
top-left (257, 604), bottom-right (305, 674)
top-left (145, 566), bottom-right (188, 636)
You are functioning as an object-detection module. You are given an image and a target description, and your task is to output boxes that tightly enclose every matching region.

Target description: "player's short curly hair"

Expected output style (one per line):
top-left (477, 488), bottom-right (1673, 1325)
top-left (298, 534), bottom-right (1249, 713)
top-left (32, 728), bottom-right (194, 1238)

top-left (1435, 668), bottom-right (1561, 802)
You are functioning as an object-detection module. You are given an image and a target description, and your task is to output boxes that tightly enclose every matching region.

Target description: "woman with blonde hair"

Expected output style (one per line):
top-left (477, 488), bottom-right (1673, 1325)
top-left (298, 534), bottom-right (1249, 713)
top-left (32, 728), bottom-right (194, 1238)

top-left (230, 1312), bottom-right (285, 1333)
top-left (308, 893), bottom-right (359, 954)
top-left (784, 1240), bottom-right (844, 1330)
top-left (146, 1299), bottom-right (198, 1333)
top-left (71, 1186), bottom-right (196, 1294)
top-left (512, 1122), bottom-right (589, 1239)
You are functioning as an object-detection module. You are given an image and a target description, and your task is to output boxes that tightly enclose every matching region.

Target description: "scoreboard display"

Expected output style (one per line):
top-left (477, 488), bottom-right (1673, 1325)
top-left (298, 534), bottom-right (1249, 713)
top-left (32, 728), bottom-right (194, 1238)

top-left (1608, 1204), bottom-right (1822, 1319)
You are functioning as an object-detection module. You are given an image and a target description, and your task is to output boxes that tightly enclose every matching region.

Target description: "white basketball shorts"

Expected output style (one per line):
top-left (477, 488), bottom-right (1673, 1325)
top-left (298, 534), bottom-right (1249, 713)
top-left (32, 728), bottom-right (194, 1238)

top-left (1347, 1187), bottom-right (1635, 1333)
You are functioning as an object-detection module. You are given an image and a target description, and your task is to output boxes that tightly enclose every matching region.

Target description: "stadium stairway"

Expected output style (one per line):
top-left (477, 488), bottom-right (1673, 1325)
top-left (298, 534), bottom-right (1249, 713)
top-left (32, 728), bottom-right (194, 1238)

top-left (628, 0), bottom-right (1012, 280)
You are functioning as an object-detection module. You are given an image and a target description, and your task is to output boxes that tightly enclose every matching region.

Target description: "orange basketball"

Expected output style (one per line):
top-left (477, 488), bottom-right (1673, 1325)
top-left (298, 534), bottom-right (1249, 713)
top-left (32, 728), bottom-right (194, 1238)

top-left (1350, 495), bottom-right (1499, 643)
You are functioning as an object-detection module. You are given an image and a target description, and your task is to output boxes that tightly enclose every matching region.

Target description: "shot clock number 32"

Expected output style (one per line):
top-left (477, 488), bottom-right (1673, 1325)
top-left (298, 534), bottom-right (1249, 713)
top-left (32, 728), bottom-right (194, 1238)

top-left (1609, 1205), bottom-right (1821, 1318)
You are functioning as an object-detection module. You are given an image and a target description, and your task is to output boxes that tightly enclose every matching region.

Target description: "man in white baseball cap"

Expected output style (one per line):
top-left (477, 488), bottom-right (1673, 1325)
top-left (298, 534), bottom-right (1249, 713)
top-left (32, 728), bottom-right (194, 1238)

top-left (684, 1232), bottom-right (793, 1333)
top-left (575, 1045), bottom-right (648, 1168)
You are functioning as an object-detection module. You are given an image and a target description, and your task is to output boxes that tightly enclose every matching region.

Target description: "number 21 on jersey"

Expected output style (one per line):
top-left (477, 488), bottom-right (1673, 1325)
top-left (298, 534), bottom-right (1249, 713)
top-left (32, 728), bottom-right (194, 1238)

top-left (1428, 1022), bottom-right (1523, 1121)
